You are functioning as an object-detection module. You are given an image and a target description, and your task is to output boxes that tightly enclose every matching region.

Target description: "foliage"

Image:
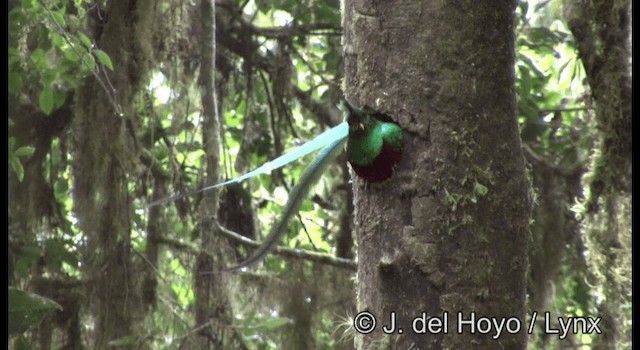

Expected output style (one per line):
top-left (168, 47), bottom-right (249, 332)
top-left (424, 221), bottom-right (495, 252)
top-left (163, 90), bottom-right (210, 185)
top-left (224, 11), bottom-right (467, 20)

top-left (8, 134), bottom-right (35, 182)
top-left (8, 287), bottom-right (62, 336)
top-left (515, 0), bottom-right (592, 169)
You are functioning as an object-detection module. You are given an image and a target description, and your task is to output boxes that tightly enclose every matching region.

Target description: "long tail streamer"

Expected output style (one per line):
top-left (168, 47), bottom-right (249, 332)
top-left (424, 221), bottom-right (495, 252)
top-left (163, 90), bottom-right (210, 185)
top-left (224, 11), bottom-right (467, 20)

top-left (146, 122), bottom-right (348, 208)
top-left (227, 135), bottom-right (348, 272)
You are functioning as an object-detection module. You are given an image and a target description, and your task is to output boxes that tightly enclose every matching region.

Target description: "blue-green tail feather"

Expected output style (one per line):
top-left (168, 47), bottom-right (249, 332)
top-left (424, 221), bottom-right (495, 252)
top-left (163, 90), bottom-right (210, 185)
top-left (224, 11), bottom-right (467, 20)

top-left (146, 122), bottom-right (348, 208)
top-left (227, 135), bottom-right (347, 271)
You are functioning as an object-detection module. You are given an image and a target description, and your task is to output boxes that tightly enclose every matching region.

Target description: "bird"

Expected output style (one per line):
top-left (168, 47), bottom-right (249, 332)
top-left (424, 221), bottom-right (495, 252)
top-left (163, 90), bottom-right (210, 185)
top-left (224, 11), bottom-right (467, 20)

top-left (147, 98), bottom-right (403, 271)
top-left (344, 100), bottom-right (403, 183)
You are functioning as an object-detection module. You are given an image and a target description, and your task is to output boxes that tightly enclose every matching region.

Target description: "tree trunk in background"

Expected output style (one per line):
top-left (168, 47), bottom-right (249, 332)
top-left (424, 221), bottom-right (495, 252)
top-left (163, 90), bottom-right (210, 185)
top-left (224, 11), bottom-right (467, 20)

top-left (191, 1), bottom-right (242, 348)
top-left (343, 1), bottom-right (531, 349)
top-left (564, 0), bottom-right (631, 203)
top-left (526, 157), bottom-right (584, 347)
top-left (72, 1), bottom-right (155, 348)
top-left (563, 0), bottom-right (632, 348)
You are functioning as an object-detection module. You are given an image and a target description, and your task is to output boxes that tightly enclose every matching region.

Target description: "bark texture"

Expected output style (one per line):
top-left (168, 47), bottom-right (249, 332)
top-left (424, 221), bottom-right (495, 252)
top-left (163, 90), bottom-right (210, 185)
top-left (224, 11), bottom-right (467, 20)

top-left (563, 0), bottom-right (632, 348)
top-left (343, 1), bottom-right (531, 349)
top-left (72, 1), bottom-right (156, 348)
top-left (191, 1), bottom-right (243, 348)
top-left (527, 160), bottom-right (583, 314)
top-left (564, 0), bottom-right (631, 206)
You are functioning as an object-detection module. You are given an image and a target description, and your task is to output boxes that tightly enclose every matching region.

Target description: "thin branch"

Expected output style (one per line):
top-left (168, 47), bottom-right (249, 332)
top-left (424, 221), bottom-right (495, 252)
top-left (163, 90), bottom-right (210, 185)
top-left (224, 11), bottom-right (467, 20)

top-left (217, 223), bottom-right (357, 271)
top-left (247, 22), bottom-right (342, 38)
top-left (298, 213), bottom-right (318, 251)
top-left (538, 106), bottom-right (593, 114)
top-left (157, 232), bottom-right (356, 271)
top-left (133, 248), bottom-right (169, 284)
top-left (172, 319), bottom-right (215, 343)
top-left (291, 46), bottom-right (340, 89)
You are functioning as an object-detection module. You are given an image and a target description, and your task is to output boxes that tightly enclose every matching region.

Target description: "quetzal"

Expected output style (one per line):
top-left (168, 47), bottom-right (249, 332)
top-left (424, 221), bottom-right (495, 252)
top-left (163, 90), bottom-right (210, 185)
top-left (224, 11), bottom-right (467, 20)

top-left (147, 99), bottom-right (403, 271)
top-left (343, 101), bottom-right (403, 183)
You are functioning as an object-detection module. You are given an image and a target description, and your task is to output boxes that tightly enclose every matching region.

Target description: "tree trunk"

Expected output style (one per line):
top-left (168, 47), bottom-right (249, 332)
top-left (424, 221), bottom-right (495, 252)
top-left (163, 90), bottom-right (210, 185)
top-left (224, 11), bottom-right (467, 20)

top-left (563, 0), bottom-right (632, 348)
top-left (525, 157), bottom-right (584, 348)
top-left (526, 158), bottom-right (583, 314)
top-left (191, 1), bottom-right (242, 348)
top-left (563, 0), bottom-right (631, 205)
top-left (72, 1), bottom-right (156, 348)
top-left (343, 1), bottom-right (531, 349)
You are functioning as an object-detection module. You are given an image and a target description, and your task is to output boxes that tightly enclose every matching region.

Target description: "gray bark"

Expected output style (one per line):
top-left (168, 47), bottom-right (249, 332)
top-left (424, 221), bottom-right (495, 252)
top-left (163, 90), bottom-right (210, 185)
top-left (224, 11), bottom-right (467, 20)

top-left (343, 1), bottom-right (531, 349)
top-left (191, 1), bottom-right (243, 348)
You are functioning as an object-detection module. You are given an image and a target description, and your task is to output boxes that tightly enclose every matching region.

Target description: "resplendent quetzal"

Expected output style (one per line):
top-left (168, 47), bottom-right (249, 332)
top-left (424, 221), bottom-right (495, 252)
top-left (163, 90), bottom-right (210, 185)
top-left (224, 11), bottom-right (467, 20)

top-left (344, 100), bottom-right (403, 183)
top-left (146, 99), bottom-right (403, 271)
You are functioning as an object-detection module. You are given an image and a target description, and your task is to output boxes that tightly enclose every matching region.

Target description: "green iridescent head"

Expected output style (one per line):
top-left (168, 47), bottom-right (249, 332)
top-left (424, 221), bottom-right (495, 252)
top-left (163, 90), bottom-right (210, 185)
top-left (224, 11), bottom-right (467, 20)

top-left (342, 99), bottom-right (403, 167)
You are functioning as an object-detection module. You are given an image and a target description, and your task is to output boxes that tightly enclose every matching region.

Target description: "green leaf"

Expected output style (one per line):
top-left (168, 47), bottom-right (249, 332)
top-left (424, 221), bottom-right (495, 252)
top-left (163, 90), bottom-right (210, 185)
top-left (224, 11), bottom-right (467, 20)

top-left (8, 70), bottom-right (23, 95)
top-left (9, 47), bottom-right (21, 65)
top-left (261, 317), bottom-right (291, 330)
top-left (53, 88), bottom-right (67, 109)
top-left (557, 57), bottom-right (574, 82)
top-left (108, 335), bottom-right (139, 346)
top-left (10, 158), bottom-right (25, 182)
top-left (236, 98), bottom-right (247, 116)
top-left (51, 32), bottom-right (64, 47)
top-left (13, 244), bottom-right (41, 277)
top-left (62, 72), bottom-right (80, 89)
top-left (300, 198), bottom-right (313, 211)
top-left (78, 32), bottom-right (93, 49)
top-left (63, 47), bottom-right (80, 62)
top-left (93, 49), bottom-right (114, 70)
top-left (30, 48), bottom-right (46, 69)
top-left (14, 146), bottom-right (35, 158)
top-left (39, 86), bottom-right (54, 115)
top-left (8, 287), bottom-right (62, 335)
top-left (50, 11), bottom-right (65, 27)
top-left (9, 8), bottom-right (25, 32)
top-left (84, 53), bottom-right (96, 71)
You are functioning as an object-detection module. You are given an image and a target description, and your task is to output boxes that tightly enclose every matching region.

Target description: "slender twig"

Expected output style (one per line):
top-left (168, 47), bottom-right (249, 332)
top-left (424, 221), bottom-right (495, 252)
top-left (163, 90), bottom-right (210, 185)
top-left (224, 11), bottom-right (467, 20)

top-left (538, 106), bottom-right (592, 114)
top-left (291, 46), bottom-right (340, 89)
top-left (297, 213), bottom-right (318, 251)
top-left (157, 229), bottom-right (356, 270)
top-left (217, 224), bottom-right (357, 271)
top-left (248, 22), bottom-right (342, 38)
top-left (133, 248), bottom-right (170, 284)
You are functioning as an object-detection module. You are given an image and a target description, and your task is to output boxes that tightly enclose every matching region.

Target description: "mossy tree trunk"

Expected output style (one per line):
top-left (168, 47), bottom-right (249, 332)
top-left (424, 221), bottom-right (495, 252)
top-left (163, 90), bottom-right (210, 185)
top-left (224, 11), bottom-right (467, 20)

top-left (526, 157), bottom-right (584, 347)
top-left (563, 0), bottom-right (632, 348)
top-left (72, 1), bottom-right (156, 348)
top-left (343, 1), bottom-right (531, 349)
top-left (191, 1), bottom-right (244, 348)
